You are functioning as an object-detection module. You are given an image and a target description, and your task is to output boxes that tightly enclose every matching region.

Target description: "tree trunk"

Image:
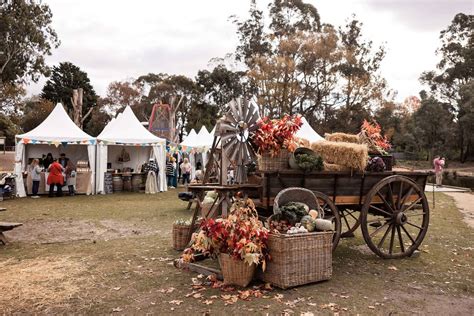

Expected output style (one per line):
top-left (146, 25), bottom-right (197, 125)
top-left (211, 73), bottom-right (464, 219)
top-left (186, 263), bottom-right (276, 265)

top-left (71, 88), bottom-right (84, 129)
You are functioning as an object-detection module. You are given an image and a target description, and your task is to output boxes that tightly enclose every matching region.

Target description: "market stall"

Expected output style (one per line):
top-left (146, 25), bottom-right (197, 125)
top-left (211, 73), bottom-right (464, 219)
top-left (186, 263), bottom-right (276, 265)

top-left (96, 106), bottom-right (167, 194)
top-left (14, 103), bottom-right (96, 197)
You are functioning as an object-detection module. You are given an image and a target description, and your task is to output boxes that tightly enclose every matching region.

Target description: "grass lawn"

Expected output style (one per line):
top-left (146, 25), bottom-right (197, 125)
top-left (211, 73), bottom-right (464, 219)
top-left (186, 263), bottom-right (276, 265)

top-left (0, 190), bottom-right (473, 315)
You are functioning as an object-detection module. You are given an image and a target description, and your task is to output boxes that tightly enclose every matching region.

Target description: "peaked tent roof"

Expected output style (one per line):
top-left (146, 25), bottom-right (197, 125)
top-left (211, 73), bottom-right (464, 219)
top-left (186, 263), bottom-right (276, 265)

top-left (295, 117), bottom-right (324, 143)
top-left (180, 129), bottom-right (198, 146)
top-left (16, 103), bottom-right (94, 142)
top-left (97, 106), bottom-right (165, 144)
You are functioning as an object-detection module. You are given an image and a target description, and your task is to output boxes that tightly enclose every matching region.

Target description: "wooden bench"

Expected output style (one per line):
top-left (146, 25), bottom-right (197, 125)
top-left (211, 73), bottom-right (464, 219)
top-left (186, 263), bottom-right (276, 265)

top-left (0, 222), bottom-right (23, 245)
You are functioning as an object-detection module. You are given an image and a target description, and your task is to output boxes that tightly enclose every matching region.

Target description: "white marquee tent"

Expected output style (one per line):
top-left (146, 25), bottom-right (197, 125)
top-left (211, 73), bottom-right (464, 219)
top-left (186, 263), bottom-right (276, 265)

top-left (14, 103), bottom-right (96, 197)
top-left (295, 117), bottom-right (324, 144)
top-left (96, 106), bottom-right (167, 193)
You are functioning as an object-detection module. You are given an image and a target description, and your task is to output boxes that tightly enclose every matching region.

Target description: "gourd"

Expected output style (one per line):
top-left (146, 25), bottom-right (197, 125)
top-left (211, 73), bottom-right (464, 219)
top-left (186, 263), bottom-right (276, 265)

top-left (315, 218), bottom-right (333, 231)
top-left (300, 215), bottom-right (317, 232)
top-left (309, 209), bottom-right (318, 219)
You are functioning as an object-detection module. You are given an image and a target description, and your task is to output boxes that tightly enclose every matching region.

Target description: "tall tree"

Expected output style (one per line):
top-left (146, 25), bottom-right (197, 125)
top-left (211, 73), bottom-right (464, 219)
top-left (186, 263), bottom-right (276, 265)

top-left (269, 0), bottom-right (321, 37)
top-left (0, 0), bottom-right (60, 84)
top-left (102, 80), bottom-right (143, 115)
top-left (420, 13), bottom-right (474, 161)
top-left (41, 62), bottom-right (98, 128)
top-left (19, 97), bottom-right (54, 133)
top-left (334, 18), bottom-right (387, 132)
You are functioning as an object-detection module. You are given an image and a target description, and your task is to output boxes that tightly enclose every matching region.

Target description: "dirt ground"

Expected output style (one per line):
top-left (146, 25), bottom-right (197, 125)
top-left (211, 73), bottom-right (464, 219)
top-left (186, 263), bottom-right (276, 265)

top-left (0, 191), bottom-right (473, 314)
top-left (445, 192), bottom-right (474, 229)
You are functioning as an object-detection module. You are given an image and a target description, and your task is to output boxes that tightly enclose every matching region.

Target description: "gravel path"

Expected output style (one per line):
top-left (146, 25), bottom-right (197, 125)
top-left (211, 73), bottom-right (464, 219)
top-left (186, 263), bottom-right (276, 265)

top-left (445, 192), bottom-right (474, 229)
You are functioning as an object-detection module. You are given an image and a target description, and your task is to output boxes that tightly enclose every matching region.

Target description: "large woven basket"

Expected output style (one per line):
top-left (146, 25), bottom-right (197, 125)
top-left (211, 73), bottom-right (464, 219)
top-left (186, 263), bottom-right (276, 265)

top-left (259, 149), bottom-right (289, 172)
top-left (218, 253), bottom-right (256, 287)
top-left (172, 224), bottom-right (195, 251)
top-left (273, 187), bottom-right (323, 216)
top-left (262, 231), bottom-right (333, 289)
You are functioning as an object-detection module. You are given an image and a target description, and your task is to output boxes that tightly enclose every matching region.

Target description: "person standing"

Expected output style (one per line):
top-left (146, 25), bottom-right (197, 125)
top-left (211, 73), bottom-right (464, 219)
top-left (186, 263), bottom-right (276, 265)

top-left (433, 156), bottom-right (445, 187)
top-left (65, 160), bottom-right (77, 196)
top-left (172, 157), bottom-right (178, 188)
top-left (58, 153), bottom-right (69, 168)
top-left (29, 159), bottom-right (42, 198)
top-left (47, 158), bottom-right (64, 197)
top-left (43, 153), bottom-right (54, 170)
top-left (166, 157), bottom-right (175, 189)
top-left (144, 158), bottom-right (159, 194)
top-left (180, 158), bottom-right (192, 185)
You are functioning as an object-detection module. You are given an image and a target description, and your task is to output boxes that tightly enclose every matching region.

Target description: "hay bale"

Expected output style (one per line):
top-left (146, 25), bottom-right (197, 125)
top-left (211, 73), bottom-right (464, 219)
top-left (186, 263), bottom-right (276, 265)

top-left (311, 141), bottom-right (368, 171)
top-left (325, 132), bottom-right (360, 144)
top-left (323, 162), bottom-right (351, 172)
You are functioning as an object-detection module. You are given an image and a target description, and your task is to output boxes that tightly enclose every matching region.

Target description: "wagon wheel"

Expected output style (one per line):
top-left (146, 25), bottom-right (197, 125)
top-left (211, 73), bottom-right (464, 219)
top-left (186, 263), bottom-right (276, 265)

top-left (360, 175), bottom-right (429, 259)
top-left (339, 207), bottom-right (360, 238)
top-left (314, 191), bottom-right (341, 251)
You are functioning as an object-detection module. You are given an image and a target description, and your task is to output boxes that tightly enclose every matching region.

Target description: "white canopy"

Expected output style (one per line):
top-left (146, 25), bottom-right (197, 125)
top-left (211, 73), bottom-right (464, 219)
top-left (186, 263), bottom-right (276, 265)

top-left (97, 106), bottom-right (165, 144)
top-left (180, 129), bottom-right (198, 146)
top-left (195, 126), bottom-right (214, 147)
top-left (96, 106), bottom-right (167, 194)
top-left (295, 117), bottom-right (324, 143)
top-left (17, 103), bottom-right (95, 142)
top-left (14, 103), bottom-right (96, 197)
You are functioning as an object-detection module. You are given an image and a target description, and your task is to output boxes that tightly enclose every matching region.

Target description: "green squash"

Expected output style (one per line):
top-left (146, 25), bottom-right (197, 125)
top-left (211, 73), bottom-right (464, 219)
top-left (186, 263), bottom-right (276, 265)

top-left (300, 215), bottom-right (317, 232)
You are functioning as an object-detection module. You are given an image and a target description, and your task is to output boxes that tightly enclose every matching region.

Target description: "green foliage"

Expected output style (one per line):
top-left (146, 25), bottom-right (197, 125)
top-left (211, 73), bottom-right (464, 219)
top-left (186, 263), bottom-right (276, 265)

top-left (41, 62), bottom-right (98, 120)
top-left (295, 153), bottom-right (323, 171)
top-left (419, 13), bottom-right (474, 161)
top-left (20, 98), bottom-right (54, 133)
top-left (0, 0), bottom-right (60, 84)
top-left (0, 113), bottom-right (20, 146)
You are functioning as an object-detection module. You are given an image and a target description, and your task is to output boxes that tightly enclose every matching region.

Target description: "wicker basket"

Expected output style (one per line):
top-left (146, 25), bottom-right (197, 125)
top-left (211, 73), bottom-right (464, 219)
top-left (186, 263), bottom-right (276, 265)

top-left (261, 231), bottom-right (333, 289)
top-left (273, 187), bottom-right (324, 217)
top-left (258, 149), bottom-right (289, 172)
top-left (218, 253), bottom-right (256, 287)
top-left (172, 224), bottom-right (195, 251)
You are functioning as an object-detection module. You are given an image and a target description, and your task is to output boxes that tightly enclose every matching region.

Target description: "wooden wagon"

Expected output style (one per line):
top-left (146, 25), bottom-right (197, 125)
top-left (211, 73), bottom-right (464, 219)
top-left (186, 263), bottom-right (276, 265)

top-left (259, 170), bottom-right (431, 259)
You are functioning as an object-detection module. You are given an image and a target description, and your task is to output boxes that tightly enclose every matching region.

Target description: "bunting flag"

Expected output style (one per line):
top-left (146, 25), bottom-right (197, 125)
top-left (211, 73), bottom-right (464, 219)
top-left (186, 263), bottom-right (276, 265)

top-left (89, 139), bottom-right (96, 145)
top-left (22, 138), bottom-right (31, 144)
top-left (61, 141), bottom-right (68, 148)
top-left (52, 141), bottom-right (61, 148)
top-left (31, 139), bottom-right (38, 144)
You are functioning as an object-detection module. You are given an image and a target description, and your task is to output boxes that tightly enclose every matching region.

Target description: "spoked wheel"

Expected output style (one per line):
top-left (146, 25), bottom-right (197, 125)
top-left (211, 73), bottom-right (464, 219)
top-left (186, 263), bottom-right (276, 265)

top-left (314, 191), bottom-right (341, 251)
top-left (339, 207), bottom-right (360, 237)
top-left (360, 175), bottom-right (429, 259)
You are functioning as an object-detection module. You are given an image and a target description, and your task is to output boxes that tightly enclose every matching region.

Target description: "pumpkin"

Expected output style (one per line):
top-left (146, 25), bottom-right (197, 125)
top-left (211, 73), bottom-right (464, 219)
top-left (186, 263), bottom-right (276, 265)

top-left (309, 209), bottom-right (318, 219)
top-left (315, 218), bottom-right (333, 231)
top-left (300, 215), bottom-right (317, 232)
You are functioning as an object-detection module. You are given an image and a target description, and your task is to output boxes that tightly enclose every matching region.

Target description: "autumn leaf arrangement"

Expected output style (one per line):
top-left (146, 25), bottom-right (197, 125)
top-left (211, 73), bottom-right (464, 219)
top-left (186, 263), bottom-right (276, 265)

top-left (252, 114), bottom-right (303, 157)
top-left (182, 199), bottom-right (269, 270)
top-left (359, 119), bottom-right (391, 155)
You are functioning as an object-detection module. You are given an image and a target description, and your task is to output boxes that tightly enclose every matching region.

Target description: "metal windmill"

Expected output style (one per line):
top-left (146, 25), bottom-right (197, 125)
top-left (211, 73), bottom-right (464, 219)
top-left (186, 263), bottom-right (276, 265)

top-left (215, 98), bottom-right (260, 184)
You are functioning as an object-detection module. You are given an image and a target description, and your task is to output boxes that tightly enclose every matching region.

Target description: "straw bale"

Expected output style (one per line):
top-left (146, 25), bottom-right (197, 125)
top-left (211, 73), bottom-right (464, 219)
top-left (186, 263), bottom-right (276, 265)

top-left (325, 132), bottom-right (360, 144)
top-left (311, 141), bottom-right (368, 171)
top-left (323, 162), bottom-right (351, 172)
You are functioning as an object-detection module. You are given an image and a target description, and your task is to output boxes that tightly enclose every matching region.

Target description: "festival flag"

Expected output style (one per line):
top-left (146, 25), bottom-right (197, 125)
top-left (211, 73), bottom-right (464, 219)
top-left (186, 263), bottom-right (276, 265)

top-left (61, 141), bottom-right (68, 147)
top-left (53, 141), bottom-right (61, 148)
top-left (89, 139), bottom-right (96, 145)
top-left (22, 138), bottom-right (31, 144)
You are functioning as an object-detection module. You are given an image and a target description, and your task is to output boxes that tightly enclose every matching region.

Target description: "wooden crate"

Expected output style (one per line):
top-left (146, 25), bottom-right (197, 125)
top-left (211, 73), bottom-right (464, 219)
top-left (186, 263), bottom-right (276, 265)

top-left (262, 231), bottom-right (333, 289)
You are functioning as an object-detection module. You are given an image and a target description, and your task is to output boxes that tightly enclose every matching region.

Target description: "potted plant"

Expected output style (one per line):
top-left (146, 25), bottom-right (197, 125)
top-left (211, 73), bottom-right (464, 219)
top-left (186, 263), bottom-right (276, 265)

top-left (359, 120), bottom-right (393, 170)
top-left (182, 199), bottom-right (269, 287)
top-left (252, 115), bottom-right (303, 171)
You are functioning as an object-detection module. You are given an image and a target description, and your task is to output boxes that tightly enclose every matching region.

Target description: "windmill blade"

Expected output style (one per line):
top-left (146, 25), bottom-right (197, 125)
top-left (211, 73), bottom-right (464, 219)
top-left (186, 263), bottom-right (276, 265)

top-left (224, 111), bottom-right (238, 125)
top-left (223, 137), bottom-right (238, 151)
top-left (241, 99), bottom-right (249, 123)
top-left (221, 132), bottom-right (237, 144)
top-left (247, 111), bottom-right (261, 132)
top-left (244, 102), bottom-right (255, 123)
top-left (219, 122), bottom-right (238, 134)
top-left (228, 100), bottom-right (239, 119)
top-left (245, 142), bottom-right (257, 160)
top-left (236, 98), bottom-right (243, 121)
top-left (229, 143), bottom-right (241, 163)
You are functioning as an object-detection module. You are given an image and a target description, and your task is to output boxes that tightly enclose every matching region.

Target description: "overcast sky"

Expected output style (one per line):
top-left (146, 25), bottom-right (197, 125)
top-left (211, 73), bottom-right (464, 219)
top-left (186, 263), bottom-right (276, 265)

top-left (27, 0), bottom-right (473, 102)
